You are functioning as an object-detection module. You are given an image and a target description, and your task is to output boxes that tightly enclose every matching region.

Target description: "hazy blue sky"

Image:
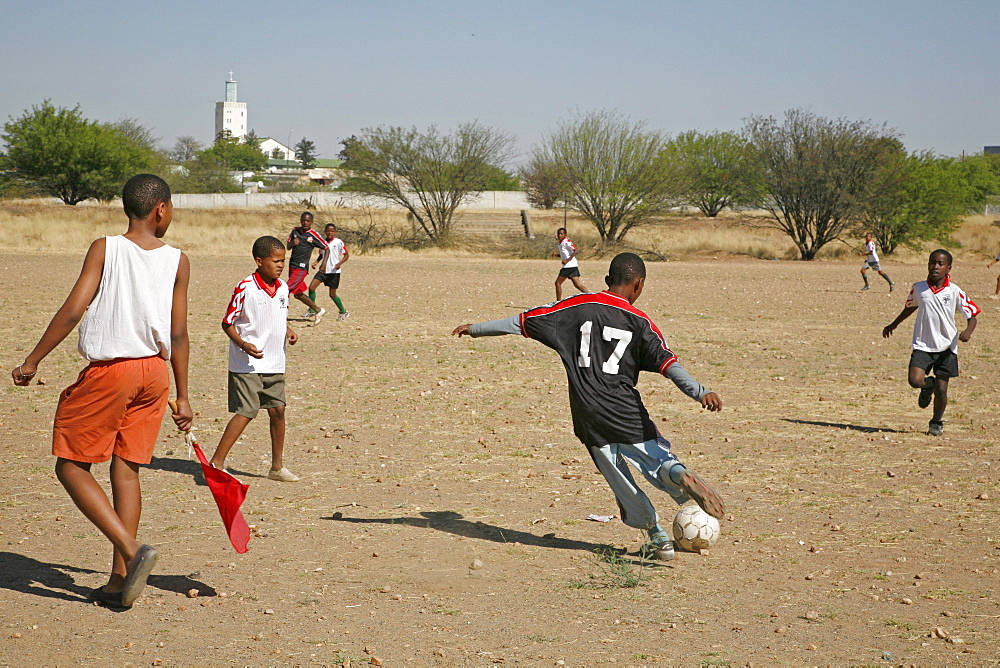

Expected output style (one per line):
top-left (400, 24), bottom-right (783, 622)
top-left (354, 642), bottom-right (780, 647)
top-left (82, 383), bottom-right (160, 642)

top-left (2, 1), bottom-right (997, 162)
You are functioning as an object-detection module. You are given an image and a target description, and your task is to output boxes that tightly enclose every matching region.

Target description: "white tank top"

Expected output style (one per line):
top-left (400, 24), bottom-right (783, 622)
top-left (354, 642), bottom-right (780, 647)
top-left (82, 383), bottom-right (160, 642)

top-left (78, 235), bottom-right (181, 361)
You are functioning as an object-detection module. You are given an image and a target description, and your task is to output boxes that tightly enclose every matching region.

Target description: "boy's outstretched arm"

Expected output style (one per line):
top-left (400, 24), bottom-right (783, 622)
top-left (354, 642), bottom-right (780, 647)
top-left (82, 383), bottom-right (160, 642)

top-left (452, 314), bottom-right (521, 338)
top-left (11, 238), bottom-right (106, 385)
top-left (170, 253), bottom-right (194, 431)
top-left (959, 314), bottom-right (977, 342)
top-left (882, 306), bottom-right (916, 338)
top-left (664, 362), bottom-right (722, 412)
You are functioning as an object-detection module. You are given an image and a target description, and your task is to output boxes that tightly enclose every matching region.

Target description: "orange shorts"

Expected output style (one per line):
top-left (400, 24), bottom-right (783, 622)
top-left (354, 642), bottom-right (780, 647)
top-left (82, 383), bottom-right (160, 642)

top-left (52, 356), bottom-right (170, 464)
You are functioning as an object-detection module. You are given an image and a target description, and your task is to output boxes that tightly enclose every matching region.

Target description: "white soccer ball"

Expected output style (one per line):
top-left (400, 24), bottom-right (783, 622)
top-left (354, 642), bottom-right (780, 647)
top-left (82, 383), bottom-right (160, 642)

top-left (672, 505), bottom-right (721, 551)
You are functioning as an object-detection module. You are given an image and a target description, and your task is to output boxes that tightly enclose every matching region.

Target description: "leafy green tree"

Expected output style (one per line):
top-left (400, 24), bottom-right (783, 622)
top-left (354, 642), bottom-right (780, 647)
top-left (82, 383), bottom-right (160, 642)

top-left (341, 122), bottom-right (515, 242)
top-left (533, 110), bottom-right (679, 242)
top-left (2, 101), bottom-right (158, 204)
top-left (294, 138), bottom-right (318, 169)
top-left (478, 164), bottom-right (520, 190)
top-left (743, 108), bottom-right (903, 260)
top-left (166, 155), bottom-right (242, 193)
top-left (662, 130), bottom-right (748, 217)
top-left (519, 155), bottom-right (565, 209)
top-left (200, 134), bottom-right (267, 172)
top-left (863, 152), bottom-right (1000, 254)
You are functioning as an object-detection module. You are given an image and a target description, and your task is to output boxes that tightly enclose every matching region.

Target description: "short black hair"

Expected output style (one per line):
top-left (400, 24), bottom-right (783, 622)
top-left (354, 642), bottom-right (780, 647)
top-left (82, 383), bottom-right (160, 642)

top-left (300, 211), bottom-right (313, 220)
top-left (929, 248), bottom-right (953, 265)
top-left (122, 174), bottom-right (170, 220)
top-left (607, 252), bottom-right (646, 286)
top-left (325, 223), bottom-right (336, 230)
top-left (557, 227), bottom-right (567, 235)
top-left (252, 235), bottom-right (285, 259)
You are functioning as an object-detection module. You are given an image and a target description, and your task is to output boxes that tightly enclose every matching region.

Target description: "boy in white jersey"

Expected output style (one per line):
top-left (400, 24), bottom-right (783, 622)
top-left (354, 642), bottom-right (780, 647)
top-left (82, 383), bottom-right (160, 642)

top-left (11, 174), bottom-right (192, 608)
top-left (883, 249), bottom-right (979, 436)
top-left (211, 236), bottom-right (300, 480)
top-left (554, 227), bottom-right (588, 300)
top-left (309, 223), bottom-right (350, 320)
top-left (859, 232), bottom-right (895, 292)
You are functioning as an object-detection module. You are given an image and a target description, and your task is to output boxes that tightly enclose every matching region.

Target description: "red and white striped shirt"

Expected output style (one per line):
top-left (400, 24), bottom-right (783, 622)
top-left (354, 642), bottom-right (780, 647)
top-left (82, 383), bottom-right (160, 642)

top-left (223, 272), bottom-right (290, 373)
top-left (904, 276), bottom-right (980, 353)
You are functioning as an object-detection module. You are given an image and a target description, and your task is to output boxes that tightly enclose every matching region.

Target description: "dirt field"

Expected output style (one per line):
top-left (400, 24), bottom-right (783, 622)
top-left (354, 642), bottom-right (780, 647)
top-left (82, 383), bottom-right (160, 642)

top-left (1, 250), bottom-right (997, 666)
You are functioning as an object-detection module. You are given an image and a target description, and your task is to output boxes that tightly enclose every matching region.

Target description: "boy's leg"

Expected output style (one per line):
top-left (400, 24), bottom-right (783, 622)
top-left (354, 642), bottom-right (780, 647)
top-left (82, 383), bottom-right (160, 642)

top-left (860, 267), bottom-right (870, 289)
top-left (570, 276), bottom-right (589, 294)
top-left (294, 292), bottom-right (322, 313)
top-left (210, 414), bottom-right (253, 469)
top-left (616, 436), bottom-right (726, 519)
top-left (554, 276), bottom-right (566, 300)
top-left (995, 274), bottom-right (1000, 296)
top-left (330, 288), bottom-right (347, 314)
top-left (56, 458), bottom-right (143, 576)
top-left (932, 376), bottom-right (948, 419)
top-left (907, 363), bottom-right (935, 408)
top-left (587, 444), bottom-right (659, 530)
top-left (267, 405), bottom-right (286, 470)
top-left (879, 270), bottom-right (894, 290)
top-left (108, 455), bottom-right (142, 587)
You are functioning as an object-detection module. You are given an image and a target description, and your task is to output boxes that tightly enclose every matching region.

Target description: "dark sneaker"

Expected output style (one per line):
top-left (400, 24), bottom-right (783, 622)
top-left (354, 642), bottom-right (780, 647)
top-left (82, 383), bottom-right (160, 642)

top-left (889, 282), bottom-right (896, 293)
top-left (860, 285), bottom-right (871, 291)
top-left (918, 384), bottom-right (934, 409)
top-left (677, 468), bottom-right (725, 519)
top-left (88, 585), bottom-right (126, 608)
top-left (928, 420), bottom-right (944, 436)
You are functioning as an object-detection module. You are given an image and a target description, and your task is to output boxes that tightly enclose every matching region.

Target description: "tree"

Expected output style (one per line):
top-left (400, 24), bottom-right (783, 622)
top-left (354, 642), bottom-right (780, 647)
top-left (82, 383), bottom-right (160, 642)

top-left (3, 100), bottom-right (158, 205)
top-left (519, 155), bottom-right (565, 209)
top-left (199, 134), bottom-right (267, 172)
top-left (294, 138), bottom-right (318, 169)
top-left (742, 108), bottom-right (903, 260)
top-left (863, 152), bottom-right (1000, 254)
top-left (113, 118), bottom-right (159, 152)
top-left (170, 135), bottom-right (204, 163)
top-left (662, 130), bottom-right (749, 217)
top-left (533, 110), bottom-right (679, 242)
top-left (478, 164), bottom-right (520, 190)
top-left (166, 155), bottom-right (241, 194)
top-left (341, 122), bottom-right (515, 242)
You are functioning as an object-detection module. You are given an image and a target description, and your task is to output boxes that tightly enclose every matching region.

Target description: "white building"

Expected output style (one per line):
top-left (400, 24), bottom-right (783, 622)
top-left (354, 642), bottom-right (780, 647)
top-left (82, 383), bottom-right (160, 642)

top-left (259, 138), bottom-right (296, 162)
top-left (214, 72), bottom-right (247, 141)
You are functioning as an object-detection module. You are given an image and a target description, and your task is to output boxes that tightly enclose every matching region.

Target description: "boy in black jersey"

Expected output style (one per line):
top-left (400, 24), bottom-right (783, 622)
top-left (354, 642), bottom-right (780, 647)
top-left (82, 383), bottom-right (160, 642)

top-left (452, 253), bottom-right (724, 561)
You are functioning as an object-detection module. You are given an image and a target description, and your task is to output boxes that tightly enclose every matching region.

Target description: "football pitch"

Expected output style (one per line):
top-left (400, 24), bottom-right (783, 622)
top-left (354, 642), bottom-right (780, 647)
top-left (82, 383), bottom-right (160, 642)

top-left (1, 251), bottom-right (997, 664)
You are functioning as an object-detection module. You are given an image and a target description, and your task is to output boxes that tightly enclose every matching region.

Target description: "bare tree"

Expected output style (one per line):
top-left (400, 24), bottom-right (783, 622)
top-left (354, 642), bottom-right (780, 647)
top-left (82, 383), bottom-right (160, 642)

top-left (534, 110), bottom-right (679, 242)
top-left (343, 122), bottom-right (515, 242)
top-left (743, 109), bottom-right (901, 260)
top-left (171, 135), bottom-right (204, 163)
top-left (519, 155), bottom-right (565, 209)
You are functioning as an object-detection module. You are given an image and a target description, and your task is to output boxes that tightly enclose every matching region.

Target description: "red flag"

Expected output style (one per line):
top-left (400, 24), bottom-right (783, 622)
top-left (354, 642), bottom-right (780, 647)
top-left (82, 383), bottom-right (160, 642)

top-left (186, 432), bottom-right (251, 554)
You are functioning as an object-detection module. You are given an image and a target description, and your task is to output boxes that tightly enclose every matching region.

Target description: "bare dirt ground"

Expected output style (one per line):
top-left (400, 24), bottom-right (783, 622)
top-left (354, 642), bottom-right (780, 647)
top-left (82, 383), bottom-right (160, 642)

top-left (1, 251), bottom-right (997, 666)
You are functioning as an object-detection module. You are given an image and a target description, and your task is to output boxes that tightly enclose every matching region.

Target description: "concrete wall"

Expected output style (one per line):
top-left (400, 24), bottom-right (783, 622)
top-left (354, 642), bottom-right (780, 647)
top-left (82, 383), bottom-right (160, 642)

top-left (168, 190), bottom-right (531, 210)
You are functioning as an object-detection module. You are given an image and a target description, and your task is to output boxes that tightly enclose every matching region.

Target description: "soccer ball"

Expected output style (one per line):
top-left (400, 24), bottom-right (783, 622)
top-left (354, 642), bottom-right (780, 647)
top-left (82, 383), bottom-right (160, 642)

top-left (672, 505), bottom-right (721, 551)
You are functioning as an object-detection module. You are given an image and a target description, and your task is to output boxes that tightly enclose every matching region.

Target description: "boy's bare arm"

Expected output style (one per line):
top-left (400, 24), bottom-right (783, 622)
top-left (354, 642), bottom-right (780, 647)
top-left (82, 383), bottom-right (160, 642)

top-left (286, 326), bottom-right (298, 346)
top-left (222, 321), bottom-right (264, 359)
top-left (959, 314), bottom-right (977, 342)
top-left (12, 238), bottom-right (106, 385)
top-left (882, 306), bottom-right (917, 338)
top-left (337, 247), bottom-right (349, 268)
top-left (169, 253), bottom-right (194, 431)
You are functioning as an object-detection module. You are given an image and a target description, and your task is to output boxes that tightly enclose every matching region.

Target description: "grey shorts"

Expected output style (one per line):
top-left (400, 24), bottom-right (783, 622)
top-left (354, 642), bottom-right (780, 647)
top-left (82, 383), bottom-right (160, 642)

top-left (228, 372), bottom-right (286, 418)
top-left (863, 259), bottom-right (882, 272)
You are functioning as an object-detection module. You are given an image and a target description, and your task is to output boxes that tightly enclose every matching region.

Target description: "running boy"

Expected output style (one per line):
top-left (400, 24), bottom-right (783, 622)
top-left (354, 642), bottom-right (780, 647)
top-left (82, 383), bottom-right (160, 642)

top-left (309, 223), bottom-right (350, 321)
top-left (210, 236), bottom-right (300, 481)
top-left (883, 249), bottom-right (979, 436)
top-left (11, 174), bottom-right (192, 608)
top-left (453, 252), bottom-right (724, 561)
top-left (986, 247), bottom-right (1000, 298)
top-left (859, 232), bottom-right (895, 292)
top-left (286, 211), bottom-right (327, 323)
top-left (554, 227), bottom-right (588, 300)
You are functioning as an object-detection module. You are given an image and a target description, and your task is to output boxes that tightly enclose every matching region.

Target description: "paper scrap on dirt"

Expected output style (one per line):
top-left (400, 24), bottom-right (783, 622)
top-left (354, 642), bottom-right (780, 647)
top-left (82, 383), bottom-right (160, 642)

top-left (586, 514), bottom-right (615, 523)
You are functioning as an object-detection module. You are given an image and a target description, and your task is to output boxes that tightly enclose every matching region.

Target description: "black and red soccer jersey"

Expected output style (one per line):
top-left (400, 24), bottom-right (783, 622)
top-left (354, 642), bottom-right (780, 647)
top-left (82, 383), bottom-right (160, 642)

top-left (286, 227), bottom-right (328, 269)
top-left (518, 291), bottom-right (678, 448)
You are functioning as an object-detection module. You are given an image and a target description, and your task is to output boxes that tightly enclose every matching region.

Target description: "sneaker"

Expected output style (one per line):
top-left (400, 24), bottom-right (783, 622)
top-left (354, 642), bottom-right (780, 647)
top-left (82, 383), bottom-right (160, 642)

top-left (918, 384), bottom-right (934, 409)
top-left (639, 540), bottom-right (675, 561)
top-left (313, 308), bottom-right (327, 325)
top-left (860, 285), bottom-right (871, 291)
top-left (676, 468), bottom-right (725, 519)
top-left (337, 311), bottom-right (350, 321)
top-left (301, 309), bottom-right (316, 318)
top-left (889, 282), bottom-right (896, 293)
top-left (268, 467), bottom-right (300, 482)
top-left (928, 420), bottom-right (944, 436)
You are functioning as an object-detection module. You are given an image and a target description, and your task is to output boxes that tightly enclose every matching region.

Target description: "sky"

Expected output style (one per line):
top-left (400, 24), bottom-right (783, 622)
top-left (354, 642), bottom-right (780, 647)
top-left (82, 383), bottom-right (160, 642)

top-left (2, 0), bottom-right (998, 163)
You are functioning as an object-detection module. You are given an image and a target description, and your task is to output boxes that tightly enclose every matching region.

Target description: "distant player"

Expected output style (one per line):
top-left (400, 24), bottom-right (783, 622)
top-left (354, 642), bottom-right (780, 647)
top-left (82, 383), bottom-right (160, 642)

top-left (883, 249), bottom-right (979, 436)
top-left (859, 232), bottom-right (894, 292)
top-left (309, 223), bottom-right (350, 321)
top-left (210, 236), bottom-right (300, 481)
top-left (554, 227), bottom-right (588, 300)
top-left (286, 211), bottom-right (327, 323)
top-left (986, 247), bottom-right (1000, 299)
top-left (453, 253), bottom-right (725, 561)
top-left (11, 174), bottom-right (192, 608)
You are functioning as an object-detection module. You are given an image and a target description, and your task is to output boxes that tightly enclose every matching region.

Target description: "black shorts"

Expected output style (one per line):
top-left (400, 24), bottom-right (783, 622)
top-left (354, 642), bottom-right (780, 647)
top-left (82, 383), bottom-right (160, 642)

top-left (558, 267), bottom-right (581, 279)
top-left (909, 349), bottom-right (959, 379)
top-left (313, 272), bottom-right (341, 289)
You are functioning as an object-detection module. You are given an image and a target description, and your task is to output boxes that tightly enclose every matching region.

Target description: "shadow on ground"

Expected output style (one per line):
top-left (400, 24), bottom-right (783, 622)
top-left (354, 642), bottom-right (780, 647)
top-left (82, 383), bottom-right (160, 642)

top-left (782, 418), bottom-right (907, 434)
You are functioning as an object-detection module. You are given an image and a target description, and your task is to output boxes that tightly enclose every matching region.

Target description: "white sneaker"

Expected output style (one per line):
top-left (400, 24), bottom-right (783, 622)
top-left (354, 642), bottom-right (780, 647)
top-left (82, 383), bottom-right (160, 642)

top-left (337, 311), bottom-right (350, 321)
top-left (313, 308), bottom-right (327, 324)
top-left (300, 309), bottom-right (316, 318)
top-left (267, 467), bottom-right (299, 482)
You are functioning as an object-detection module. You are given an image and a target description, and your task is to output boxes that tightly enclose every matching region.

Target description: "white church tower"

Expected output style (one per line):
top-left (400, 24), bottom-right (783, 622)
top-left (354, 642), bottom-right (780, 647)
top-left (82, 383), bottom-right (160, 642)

top-left (214, 72), bottom-right (247, 141)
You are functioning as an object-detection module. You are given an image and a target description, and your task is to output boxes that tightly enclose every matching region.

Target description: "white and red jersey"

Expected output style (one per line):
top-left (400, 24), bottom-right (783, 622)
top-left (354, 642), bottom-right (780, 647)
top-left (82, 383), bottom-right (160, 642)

top-left (223, 272), bottom-right (290, 373)
top-left (865, 239), bottom-right (879, 263)
top-left (904, 276), bottom-right (980, 353)
top-left (320, 237), bottom-right (348, 274)
top-left (558, 238), bottom-right (579, 269)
